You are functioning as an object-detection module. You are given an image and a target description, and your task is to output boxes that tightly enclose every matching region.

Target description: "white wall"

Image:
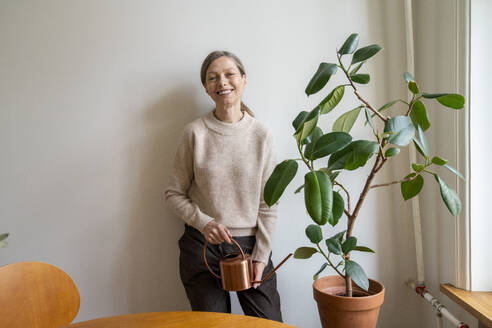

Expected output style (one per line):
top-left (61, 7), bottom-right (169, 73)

top-left (1, 1), bottom-right (424, 327)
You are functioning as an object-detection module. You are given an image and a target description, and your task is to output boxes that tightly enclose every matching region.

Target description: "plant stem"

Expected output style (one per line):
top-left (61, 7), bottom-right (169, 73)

top-left (335, 53), bottom-right (392, 296)
top-left (345, 274), bottom-right (353, 297)
top-left (405, 94), bottom-right (416, 116)
top-left (342, 152), bottom-right (386, 297)
top-left (370, 176), bottom-right (412, 189)
top-left (347, 152), bottom-right (385, 237)
top-left (316, 243), bottom-right (344, 277)
top-left (337, 53), bottom-right (388, 123)
top-left (334, 181), bottom-right (351, 213)
top-left (423, 169), bottom-right (436, 176)
top-left (297, 142), bottom-right (313, 171)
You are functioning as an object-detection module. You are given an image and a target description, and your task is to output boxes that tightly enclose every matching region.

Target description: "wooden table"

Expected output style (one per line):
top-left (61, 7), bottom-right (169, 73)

top-left (440, 283), bottom-right (492, 328)
top-left (64, 311), bottom-right (297, 328)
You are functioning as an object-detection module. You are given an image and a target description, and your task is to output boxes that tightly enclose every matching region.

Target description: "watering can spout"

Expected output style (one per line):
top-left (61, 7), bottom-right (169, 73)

top-left (252, 253), bottom-right (292, 284)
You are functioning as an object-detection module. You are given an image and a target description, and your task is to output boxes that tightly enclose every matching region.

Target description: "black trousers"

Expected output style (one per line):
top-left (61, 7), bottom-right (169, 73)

top-left (178, 224), bottom-right (283, 322)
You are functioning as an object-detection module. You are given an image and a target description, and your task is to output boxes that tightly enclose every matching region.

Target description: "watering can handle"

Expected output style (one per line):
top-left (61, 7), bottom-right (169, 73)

top-left (202, 238), bottom-right (246, 279)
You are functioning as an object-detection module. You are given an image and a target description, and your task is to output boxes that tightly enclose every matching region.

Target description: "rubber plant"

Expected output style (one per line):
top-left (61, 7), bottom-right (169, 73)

top-left (263, 33), bottom-right (464, 297)
top-left (0, 233), bottom-right (8, 248)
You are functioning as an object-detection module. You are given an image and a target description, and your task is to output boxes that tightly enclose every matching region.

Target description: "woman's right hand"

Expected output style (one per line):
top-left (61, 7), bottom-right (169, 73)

top-left (203, 221), bottom-right (232, 245)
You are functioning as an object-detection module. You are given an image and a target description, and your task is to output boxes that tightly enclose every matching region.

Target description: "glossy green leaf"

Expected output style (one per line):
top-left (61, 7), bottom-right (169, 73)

top-left (385, 147), bottom-right (400, 157)
top-left (264, 160), bottom-right (299, 206)
top-left (444, 164), bottom-right (465, 180)
top-left (304, 127), bottom-right (324, 159)
top-left (364, 107), bottom-right (375, 131)
top-left (410, 100), bottom-right (431, 131)
top-left (304, 171), bottom-right (333, 225)
top-left (294, 247), bottom-right (318, 259)
top-left (422, 93), bottom-right (447, 98)
top-left (306, 224), bottom-right (323, 244)
top-left (299, 113), bottom-right (321, 145)
top-left (351, 44), bottom-right (383, 65)
top-left (413, 138), bottom-right (427, 158)
top-left (412, 163), bottom-right (425, 172)
top-left (432, 156), bottom-right (448, 166)
top-left (329, 171), bottom-right (340, 181)
top-left (330, 192), bottom-right (345, 226)
top-left (339, 33), bottom-right (360, 55)
top-left (345, 260), bottom-right (369, 291)
top-left (435, 175), bottom-right (462, 216)
top-left (404, 172), bottom-right (417, 179)
top-left (310, 132), bottom-right (352, 160)
top-left (351, 74), bottom-right (370, 84)
top-left (313, 263), bottom-right (328, 281)
top-left (384, 116), bottom-right (415, 146)
top-left (366, 99), bottom-right (402, 125)
top-left (320, 85), bottom-right (345, 114)
top-left (292, 111), bottom-right (309, 131)
top-left (401, 175), bottom-right (424, 200)
top-left (422, 93), bottom-right (465, 109)
top-left (328, 140), bottom-right (379, 171)
top-left (333, 107), bottom-right (362, 133)
top-left (0, 233), bottom-right (8, 242)
top-left (404, 72), bottom-right (415, 83)
top-left (378, 100), bottom-right (400, 112)
top-left (345, 150), bottom-right (375, 171)
top-left (306, 126), bottom-right (324, 143)
top-left (305, 63), bottom-right (338, 96)
top-left (408, 81), bottom-right (419, 94)
top-left (417, 124), bottom-right (429, 157)
top-left (294, 107), bottom-right (320, 133)
top-left (330, 230), bottom-right (346, 243)
top-left (294, 114), bottom-right (319, 143)
top-left (350, 62), bottom-right (363, 75)
top-left (436, 94), bottom-right (465, 109)
top-left (326, 238), bottom-right (342, 255)
top-left (342, 236), bottom-right (357, 254)
top-left (354, 246), bottom-right (375, 253)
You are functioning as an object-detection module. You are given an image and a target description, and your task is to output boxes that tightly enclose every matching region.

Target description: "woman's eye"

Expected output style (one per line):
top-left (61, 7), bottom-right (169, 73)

top-left (208, 77), bottom-right (216, 81)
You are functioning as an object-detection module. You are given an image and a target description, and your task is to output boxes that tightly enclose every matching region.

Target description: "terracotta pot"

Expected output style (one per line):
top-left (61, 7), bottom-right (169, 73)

top-left (313, 275), bottom-right (385, 328)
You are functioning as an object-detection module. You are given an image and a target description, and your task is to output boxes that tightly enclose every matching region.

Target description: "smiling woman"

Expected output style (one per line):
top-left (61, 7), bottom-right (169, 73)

top-left (203, 56), bottom-right (246, 109)
top-left (164, 51), bottom-right (284, 322)
top-left (200, 51), bottom-right (255, 121)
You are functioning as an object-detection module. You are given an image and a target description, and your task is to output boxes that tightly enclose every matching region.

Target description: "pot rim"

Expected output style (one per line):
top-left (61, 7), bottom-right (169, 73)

top-left (313, 275), bottom-right (385, 300)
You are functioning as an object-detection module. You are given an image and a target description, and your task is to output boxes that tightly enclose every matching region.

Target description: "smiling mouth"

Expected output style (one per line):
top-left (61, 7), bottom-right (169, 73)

top-left (217, 89), bottom-right (233, 95)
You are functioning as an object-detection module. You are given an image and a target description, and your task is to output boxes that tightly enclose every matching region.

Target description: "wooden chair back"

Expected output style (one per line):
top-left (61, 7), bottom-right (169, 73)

top-left (0, 261), bottom-right (80, 328)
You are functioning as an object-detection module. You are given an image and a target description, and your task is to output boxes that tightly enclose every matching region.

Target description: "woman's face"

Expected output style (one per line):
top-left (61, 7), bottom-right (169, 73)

top-left (204, 56), bottom-right (246, 108)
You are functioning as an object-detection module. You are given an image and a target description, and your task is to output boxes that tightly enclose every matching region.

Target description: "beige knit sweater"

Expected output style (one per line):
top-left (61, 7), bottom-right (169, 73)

top-left (164, 110), bottom-right (278, 264)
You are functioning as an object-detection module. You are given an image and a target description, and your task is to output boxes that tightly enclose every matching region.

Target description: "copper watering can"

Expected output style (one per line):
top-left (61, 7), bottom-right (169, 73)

top-left (202, 238), bottom-right (292, 291)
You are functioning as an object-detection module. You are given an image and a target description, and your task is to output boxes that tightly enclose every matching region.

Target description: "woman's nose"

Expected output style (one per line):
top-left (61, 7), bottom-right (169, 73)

top-left (218, 75), bottom-right (228, 85)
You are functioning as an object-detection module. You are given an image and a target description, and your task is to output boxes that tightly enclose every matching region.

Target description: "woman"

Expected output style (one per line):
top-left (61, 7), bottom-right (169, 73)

top-left (164, 51), bottom-right (282, 322)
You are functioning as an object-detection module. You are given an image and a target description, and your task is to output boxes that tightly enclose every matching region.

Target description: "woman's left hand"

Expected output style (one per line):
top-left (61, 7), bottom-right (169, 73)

top-left (252, 261), bottom-right (266, 289)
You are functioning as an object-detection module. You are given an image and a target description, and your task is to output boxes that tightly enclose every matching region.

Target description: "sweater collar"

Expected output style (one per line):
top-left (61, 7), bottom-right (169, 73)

top-left (202, 110), bottom-right (254, 136)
